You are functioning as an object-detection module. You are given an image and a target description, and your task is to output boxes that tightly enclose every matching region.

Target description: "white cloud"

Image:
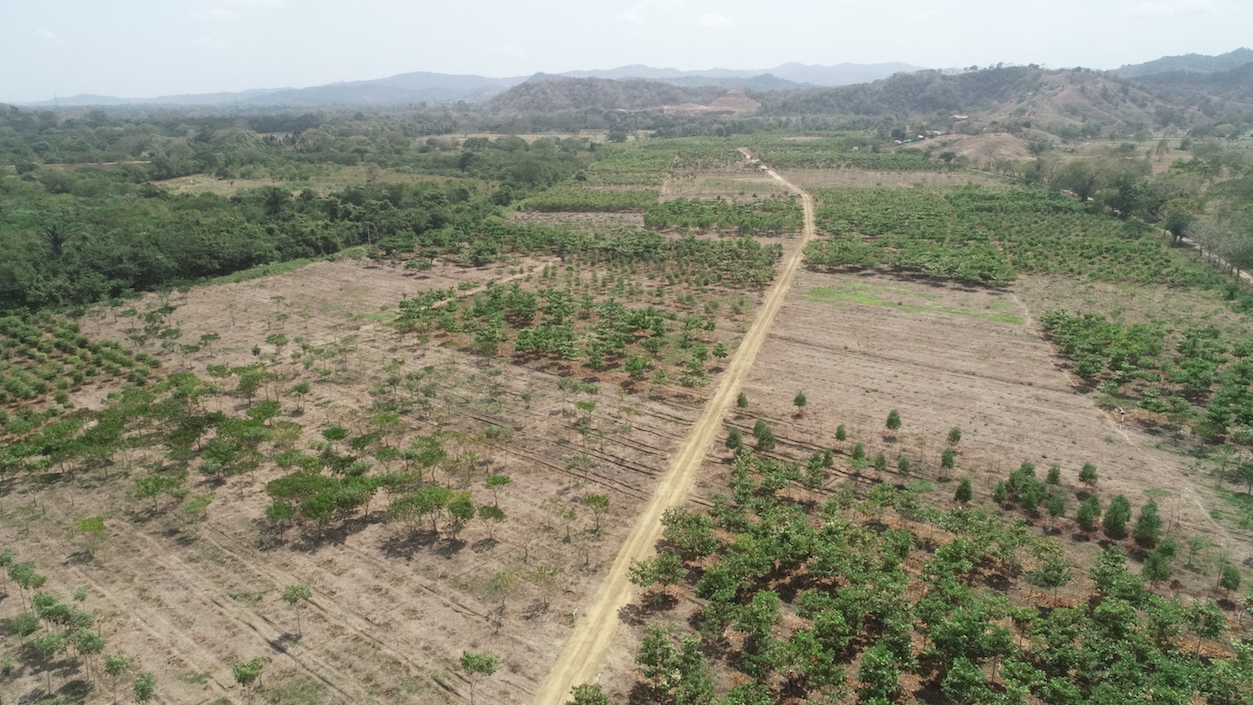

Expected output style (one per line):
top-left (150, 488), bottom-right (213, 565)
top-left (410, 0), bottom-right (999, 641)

top-left (697, 10), bottom-right (736, 28)
top-left (36, 28), bottom-right (57, 41)
top-left (614, 0), bottom-right (686, 24)
top-left (1125, 0), bottom-right (1214, 17)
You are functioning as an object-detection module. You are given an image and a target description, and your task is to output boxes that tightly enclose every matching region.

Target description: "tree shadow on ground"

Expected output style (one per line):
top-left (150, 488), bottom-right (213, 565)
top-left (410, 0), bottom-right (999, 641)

top-left (378, 529), bottom-right (441, 559)
top-left (288, 515), bottom-right (375, 553)
top-left (618, 603), bottom-right (646, 627)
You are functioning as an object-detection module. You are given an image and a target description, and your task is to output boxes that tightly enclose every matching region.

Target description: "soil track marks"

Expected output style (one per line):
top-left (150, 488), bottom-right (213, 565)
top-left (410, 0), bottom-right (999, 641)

top-left (530, 151), bottom-right (815, 704)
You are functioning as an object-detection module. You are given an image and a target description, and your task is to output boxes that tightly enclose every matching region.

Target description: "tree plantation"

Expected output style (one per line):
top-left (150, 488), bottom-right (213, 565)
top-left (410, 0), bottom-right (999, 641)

top-left (1, 83), bottom-right (1252, 705)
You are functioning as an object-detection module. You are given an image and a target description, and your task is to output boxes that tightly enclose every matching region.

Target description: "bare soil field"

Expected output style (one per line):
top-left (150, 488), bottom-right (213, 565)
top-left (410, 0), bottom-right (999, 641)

top-left (707, 268), bottom-right (1244, 567)
top-left (159, 166), bottom-right (483, 197)
top-left (506, 211), bottom-right (645, 230)
top-left (776, 168), bottom-right (1003, 190)
top-left (0, 250), bottom-right (791, 704)
top-left (660, 167), bottom-right (791, 201)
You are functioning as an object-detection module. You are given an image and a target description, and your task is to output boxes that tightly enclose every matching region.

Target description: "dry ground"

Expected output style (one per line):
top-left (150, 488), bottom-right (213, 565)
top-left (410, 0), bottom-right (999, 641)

top-left (0, 247), bottom-right (796, 704)
top-left (660, 166), bottom-right (791, 201)
top-left (775, 168), bottom-right (1003, 190)
top-left (158, 166), bottom-right (485, 197)
top-left (506, 211), bottom-right (645, 231)
top-left (716, 269), bottom-right (1241, 562)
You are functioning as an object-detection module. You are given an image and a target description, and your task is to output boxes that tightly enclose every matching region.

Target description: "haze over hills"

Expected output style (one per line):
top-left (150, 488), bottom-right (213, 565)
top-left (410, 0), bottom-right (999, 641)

top-left (16, 61), bottom-right (924, 109)
top-left (1111, 47), bottom-right (1253, 78)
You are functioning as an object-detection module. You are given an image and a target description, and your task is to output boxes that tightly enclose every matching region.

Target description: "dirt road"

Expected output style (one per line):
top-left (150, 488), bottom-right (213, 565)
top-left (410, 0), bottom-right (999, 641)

top-left (529, 152), bottom-right (816, 704)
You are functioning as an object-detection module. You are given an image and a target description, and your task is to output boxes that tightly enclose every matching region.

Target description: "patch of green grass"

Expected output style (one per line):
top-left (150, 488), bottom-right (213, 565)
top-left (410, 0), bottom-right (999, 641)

top-left (180, 672), bottom-right (213, 685)
top-left (1215, 487), bottom-right (1253, 531)
top-left (805, 285), bottom-right (1022, 324)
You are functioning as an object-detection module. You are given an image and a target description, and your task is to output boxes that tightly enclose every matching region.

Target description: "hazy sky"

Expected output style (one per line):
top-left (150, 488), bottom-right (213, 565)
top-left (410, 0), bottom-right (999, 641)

top-left (2, 0), bottom-right (1250, 103)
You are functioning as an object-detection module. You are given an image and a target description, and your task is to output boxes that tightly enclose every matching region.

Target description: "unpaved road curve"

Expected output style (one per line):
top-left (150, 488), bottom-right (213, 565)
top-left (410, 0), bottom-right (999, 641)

top-left (530, 151), bottom-right (815, 704)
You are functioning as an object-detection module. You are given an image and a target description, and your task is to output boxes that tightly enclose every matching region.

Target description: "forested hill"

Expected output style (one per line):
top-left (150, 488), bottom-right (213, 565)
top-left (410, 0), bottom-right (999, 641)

top-left (758, 67), bottom-right (1049, 117)
top-left (1112, 47), bottom-right (1253, 78)
top-left (1133, 63), bottom-right (1253, 113)
top-left (756, 66), bottom-right (1208, 129)
top-left (484, 78), bottom-right (727, 114)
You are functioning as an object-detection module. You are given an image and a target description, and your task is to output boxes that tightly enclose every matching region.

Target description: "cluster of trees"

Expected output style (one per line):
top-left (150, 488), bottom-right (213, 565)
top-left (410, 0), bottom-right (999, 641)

top-left (394, 279), bottom-right (728, 387)
top-left (1, 550), bottom-right (156, 702)
top-left (596, 446), bottom-right (1253, 705)
top-left (522, 188), bottom-right (659, 212)
top-left (1040, 310), bottom-right (1253, 438)
top-left (643, 196), bottom-right (803, 235)
top-left (806, 183), bottom-right (1241, 290)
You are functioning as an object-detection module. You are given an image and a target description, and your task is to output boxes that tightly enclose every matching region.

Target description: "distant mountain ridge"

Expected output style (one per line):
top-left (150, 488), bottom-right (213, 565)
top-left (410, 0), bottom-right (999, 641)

top-left (556, 61), bottom-right (924, 86)
top-left (15, 61), bottom-right (925, 108)
top-left (1111, 48), bottom-right (1253, 78)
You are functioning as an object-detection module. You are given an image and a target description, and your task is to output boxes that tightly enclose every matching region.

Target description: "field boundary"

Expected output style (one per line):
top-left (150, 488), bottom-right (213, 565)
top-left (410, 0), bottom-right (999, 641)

top-left (529, 150), bottom-right (816, 704)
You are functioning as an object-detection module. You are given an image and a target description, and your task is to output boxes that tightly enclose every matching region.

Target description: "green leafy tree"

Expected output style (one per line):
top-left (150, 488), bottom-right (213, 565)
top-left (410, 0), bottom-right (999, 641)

top-left (1028, 546), bottom-right (1074, 593)
top-left (485, 474), bottom-right (511, 505)
top-left (955, 478), bottom-right (973, 504)
top-left (629, 552), bottom-right (685, 604)
top-left (736, 392), bottom-right (748, 408)
top-left (941, 447), bottom-right (956, 470)
top-left (1079, 462), bottom-right (1098, 487)
top-left (1143, 548), bottom-right (1172, 586)
top-left (75, 516), bottom-right (106, 559)
top-left (1046, 491), bottom-right (1066, 529)
top-left (1186, 599), bottom-right (1227, 655)
top-left (133, 672), bottom-right (157, 703)
top-left (460, 651), bottom-right (500, 705)
top-left (857, 642), bottom-right (901, 702)
top-left (725, 427), bottom-right (743, 451)
top-left (992, 481), bottom-right (1008, 505)
top-left (947, 427), bottom-right (962, 444)
top-left (1046, 464), bottom-right (1061, 485)
top-left (851, 443), bottom-right (866, 461)
top-left (794, 391), bottom-right (807, 414)
top-left (584, 494), bottom-right (610, 532)
top-left (565, 683), bottom-right (609, 705)
top-left (446, 492), bottom-right (475, 538)
top-left (660, 507), bottom-right (718, 558)
top-left (105, 652), bottom-right (135, 702)
top-left (835, 424), bottom-right (847, 441)
top-left (885, 409), bottom-right (902, 433)
top-left (942, 657), bottom-right (991, 705)
top-left (1133, 500), bottom-right (1162, 547)
top-left (1104, 494), bottom-right (1133, 539)
top-left (233, 657), bottom-right (271, 694)
top-left (1077, 495), bottom-right (1102, 532)
top-left (281, 583), bottom-right (312, 636)
top-left (478, 505), bottom-right (506, 539)
top-left (755, 425), bottom-right (776, 452)
top-left (1218, 563), bottom-right (1242, 597)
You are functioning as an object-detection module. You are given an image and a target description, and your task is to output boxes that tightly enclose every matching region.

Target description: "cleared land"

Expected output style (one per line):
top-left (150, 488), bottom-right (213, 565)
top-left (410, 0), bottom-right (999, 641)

top-left (716, 267), bottom-right (1237, 564)
top-left (530, 159), bottom-right (816, 704)
top-left (1, 242), bottom-right (788, 704)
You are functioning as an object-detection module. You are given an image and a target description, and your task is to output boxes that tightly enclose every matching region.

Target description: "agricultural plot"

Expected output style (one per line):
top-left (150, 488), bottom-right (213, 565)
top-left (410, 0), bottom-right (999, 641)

top-left (805, 186), bottom-right (1228, 287)
top-left (776, 168), bottom-right (1003, 190)
top-left (587, 265), bottom-right (1252, 704)
top-left (0, 217), bottom-right (796, 705)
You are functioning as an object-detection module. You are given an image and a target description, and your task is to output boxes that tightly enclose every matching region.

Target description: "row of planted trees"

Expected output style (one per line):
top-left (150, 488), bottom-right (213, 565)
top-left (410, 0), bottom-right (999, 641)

top-left (594, 445), bottom-right (1253, 705)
